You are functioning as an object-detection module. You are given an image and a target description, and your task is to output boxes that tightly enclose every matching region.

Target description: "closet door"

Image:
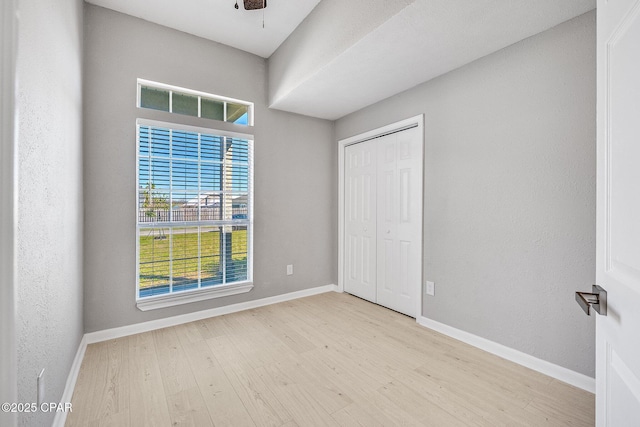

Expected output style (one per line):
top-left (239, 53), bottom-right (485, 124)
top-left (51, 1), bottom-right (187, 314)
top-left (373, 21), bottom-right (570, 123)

top-left (376, 128), bottom-right (423, 317)
top-left (344, 139), bottom-right (377, 302)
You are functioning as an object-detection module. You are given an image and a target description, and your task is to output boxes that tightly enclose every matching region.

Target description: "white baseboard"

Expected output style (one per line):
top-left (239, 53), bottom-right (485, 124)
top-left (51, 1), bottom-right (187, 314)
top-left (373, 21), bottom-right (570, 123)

top-left (417, 315), bottom-right (595, 394)
top-left (52, 335), bottom-right (88, 427)
top-left (85, 284), bottom-right (337, 344)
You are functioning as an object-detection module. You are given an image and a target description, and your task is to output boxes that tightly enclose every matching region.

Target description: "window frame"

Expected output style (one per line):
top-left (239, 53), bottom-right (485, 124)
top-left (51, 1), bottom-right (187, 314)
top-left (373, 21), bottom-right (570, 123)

top-left (135, 118), bottom-right (254, 311)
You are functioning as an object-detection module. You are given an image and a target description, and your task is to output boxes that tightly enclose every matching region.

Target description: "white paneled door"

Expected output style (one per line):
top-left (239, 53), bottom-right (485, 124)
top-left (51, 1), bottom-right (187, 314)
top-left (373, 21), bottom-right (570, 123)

top-left (343, 123), bottom-right (423, 317)
top-left (595, 0), bottom-right (640, 425)
top-left (376, 128), bottom-right (423, 317)
top-left (344, 139), bottom-right (378, 303)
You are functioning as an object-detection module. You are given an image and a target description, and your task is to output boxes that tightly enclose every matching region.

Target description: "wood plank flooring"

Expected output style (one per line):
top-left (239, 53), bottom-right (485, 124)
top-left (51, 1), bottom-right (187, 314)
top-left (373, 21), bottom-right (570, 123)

top-left (66, 292), bottom-right (594, 426)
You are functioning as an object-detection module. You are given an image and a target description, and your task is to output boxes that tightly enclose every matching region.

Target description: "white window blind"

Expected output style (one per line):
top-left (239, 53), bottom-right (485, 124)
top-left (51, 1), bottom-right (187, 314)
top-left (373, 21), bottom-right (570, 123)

top-left (136, 120), bottom-right (253, 301)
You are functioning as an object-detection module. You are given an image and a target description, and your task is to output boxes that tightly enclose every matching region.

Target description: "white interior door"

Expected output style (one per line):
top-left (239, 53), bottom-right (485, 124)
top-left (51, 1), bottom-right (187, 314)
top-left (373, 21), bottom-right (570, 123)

top-left (596, 0), bottom-right (640, 424)
top-left (376, 128), bottom-right (423, 317)
top-left (344, 139), bottom-right (377, 302)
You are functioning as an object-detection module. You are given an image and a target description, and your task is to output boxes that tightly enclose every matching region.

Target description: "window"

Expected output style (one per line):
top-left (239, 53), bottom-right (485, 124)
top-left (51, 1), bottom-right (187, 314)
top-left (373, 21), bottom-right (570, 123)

top-left (138, 80), bottom-right (252, 126)
top-left (135, 85), bottom-right (253, 311)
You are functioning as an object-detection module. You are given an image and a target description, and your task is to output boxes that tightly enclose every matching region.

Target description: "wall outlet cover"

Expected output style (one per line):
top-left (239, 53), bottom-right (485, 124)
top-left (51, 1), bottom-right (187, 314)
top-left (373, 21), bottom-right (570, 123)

top-left (37, 368), bottom-right (45, 405)
top-left (286, 264), bottom-right (293, 275)
top-left (426, 281), bottom-right (435, 296)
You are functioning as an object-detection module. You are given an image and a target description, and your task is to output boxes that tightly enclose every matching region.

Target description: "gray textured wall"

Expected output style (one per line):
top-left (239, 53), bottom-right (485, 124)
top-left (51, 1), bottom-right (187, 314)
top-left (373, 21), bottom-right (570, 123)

top-left (15, 0), bottom-right (84, 425)
top-left (83, 4), bottom-right (336, 332)
top-left (336, 12), bottom-right (596, 377)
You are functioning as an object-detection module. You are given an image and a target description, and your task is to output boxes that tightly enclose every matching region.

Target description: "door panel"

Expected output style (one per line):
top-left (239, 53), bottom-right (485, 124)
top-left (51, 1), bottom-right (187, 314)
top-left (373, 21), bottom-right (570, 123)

top-left (608, 349), bottom-right (640, 426)
top-left (399, 241), bottom-right (411, 298)
top-left (393, 128), bottom-right (423, 317)
top-left (362, 235), bottom-right (373, 284)
top-left (381, 171), bottom-right (392, 222)
top-left (348, 235), bottom-right (356, 280)
top-left (596, 0), bottom-right (640, 424)
top-left (400, 169), bottom-right (410, 223)
top-left (376, 134), bottom-right (398, 309)
top-left (344, 140), bottom-right (377, 302)
top-left (363, 174), bottom-right (372, 222)
top-left (376, 129), bottom-right (423, 317)
top-left (382, 238), bottom-right (394, 292)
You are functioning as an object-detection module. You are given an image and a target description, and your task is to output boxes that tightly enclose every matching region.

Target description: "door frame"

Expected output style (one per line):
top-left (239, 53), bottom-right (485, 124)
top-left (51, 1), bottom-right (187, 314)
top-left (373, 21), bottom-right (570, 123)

top-left (1, 0), bottom-right (18, 422)
top-left (338, 114), bottom-right (425, 319)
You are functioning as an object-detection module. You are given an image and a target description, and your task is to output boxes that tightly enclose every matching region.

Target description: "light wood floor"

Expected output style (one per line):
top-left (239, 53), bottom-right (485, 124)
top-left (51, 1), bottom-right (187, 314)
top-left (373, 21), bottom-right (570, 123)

top-left (66, 292), bottom-right (594, 426)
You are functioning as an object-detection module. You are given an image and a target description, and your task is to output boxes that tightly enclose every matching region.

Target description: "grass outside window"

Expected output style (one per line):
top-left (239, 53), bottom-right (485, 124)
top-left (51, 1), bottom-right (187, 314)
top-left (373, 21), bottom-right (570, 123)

top-left (139, 227), bottom-right (248, 293)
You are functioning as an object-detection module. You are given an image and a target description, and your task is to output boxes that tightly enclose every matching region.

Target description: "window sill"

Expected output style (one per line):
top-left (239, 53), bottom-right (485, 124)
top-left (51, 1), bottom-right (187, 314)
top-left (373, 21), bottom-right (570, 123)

top-left (136, 281), bottom-right (254, 311)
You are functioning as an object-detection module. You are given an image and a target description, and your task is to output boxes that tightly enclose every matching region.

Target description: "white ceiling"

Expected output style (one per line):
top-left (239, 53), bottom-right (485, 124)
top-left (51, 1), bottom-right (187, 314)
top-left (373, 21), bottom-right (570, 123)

top-left (86, 0), bottom-right (322, 58)
top-left (86, 0), bottom-right (596, 121)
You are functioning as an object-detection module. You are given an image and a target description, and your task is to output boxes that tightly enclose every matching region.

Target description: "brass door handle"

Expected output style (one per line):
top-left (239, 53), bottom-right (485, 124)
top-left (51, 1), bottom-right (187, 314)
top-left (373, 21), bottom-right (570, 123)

top-left (575, 285), bottom-right (607, 316)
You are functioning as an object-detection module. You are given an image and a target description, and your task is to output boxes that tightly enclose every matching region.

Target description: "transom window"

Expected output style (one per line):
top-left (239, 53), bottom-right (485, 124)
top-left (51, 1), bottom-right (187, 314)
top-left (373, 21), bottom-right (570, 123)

top-left (136, 117), bottom-right (253, 309)
top-left (137, 79), bottom-right (253, 126)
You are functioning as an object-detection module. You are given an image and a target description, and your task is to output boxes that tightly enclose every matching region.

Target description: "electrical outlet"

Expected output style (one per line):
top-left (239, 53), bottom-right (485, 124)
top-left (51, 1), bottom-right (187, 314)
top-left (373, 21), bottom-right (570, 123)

top-left (286, 264), bottom-right (293, 275)
top-left (426, 281), bottom-right (435, 296)
top-left (37, 368), bottom-right (45, 405)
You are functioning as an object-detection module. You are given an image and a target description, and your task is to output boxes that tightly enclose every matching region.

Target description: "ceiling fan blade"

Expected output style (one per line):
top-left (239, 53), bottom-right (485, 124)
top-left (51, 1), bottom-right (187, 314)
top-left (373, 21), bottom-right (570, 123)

top-left (243, 0), bottom-right (267, 10)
